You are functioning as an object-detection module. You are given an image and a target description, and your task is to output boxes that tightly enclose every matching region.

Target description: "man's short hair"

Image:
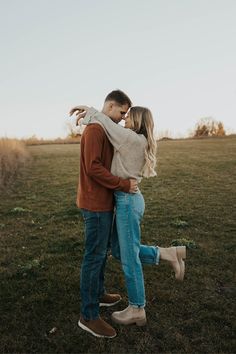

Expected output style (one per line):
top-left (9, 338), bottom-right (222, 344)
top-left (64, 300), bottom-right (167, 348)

top-left (105, 90), bottom-right (132, 107)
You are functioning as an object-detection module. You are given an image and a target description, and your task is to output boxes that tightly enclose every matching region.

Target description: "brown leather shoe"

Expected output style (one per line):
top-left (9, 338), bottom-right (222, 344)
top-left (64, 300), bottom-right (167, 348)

top-left (78, 316), bottom-right (117, 338)
top-left (99, 293), bottom-right (121, 307)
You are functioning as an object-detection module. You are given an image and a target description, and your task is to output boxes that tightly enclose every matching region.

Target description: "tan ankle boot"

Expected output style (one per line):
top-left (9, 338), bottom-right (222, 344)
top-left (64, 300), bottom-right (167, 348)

top-left (111, 305), bottom-right (147, 326)
top-left (159, 246), bottom-right (186, 281)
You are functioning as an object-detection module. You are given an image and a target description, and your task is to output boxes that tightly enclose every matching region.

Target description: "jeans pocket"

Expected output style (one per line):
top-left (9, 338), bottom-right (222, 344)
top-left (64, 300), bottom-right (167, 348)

top-left (81, 209), bottom-right (95, 222)
top-left (132, 194), bottom-right (145, 217)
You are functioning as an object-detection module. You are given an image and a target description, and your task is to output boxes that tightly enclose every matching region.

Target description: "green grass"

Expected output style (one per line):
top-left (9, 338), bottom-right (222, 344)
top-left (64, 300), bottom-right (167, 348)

top-left (0, 137), bottom-right (235, 354)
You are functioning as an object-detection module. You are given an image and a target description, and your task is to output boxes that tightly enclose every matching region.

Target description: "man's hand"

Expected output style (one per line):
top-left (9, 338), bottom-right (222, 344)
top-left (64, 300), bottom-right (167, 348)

top-left (69, 105), bottom-right (90, 117)
top-left (129, 179), bottom-right (138, 193)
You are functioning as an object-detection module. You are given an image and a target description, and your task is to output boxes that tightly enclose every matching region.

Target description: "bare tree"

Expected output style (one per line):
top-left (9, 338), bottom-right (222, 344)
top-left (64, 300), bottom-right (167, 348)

top-left (194, 117), bottom-right (226, 137)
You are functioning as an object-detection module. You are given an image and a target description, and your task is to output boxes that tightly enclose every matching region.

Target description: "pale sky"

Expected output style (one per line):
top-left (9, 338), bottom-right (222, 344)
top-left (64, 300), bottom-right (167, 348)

top-left (0, 0), bottom-right (235, 139)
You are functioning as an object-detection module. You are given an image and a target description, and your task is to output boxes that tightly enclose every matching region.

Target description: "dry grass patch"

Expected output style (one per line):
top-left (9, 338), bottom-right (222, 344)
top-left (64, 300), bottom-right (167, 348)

top-left (0, 138), bottom-right (30, 189)
top-left (23, 135), bottom-right (80, 145)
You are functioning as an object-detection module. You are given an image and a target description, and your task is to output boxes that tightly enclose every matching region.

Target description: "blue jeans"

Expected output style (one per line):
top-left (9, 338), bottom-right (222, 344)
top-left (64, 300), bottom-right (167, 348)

top-left (80, 209), bottom-right (113, 320)
top-left (111, 191), bottom-right (160, 308)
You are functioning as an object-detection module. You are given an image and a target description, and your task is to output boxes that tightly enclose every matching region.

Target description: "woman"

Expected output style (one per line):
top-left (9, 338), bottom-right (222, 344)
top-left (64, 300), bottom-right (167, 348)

top-left (71, 105), bottom-right (186, 326)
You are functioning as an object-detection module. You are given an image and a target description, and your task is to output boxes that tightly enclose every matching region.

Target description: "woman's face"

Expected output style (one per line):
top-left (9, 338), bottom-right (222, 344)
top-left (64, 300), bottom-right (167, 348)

top-left (124, 112), bottom-right (132, 129)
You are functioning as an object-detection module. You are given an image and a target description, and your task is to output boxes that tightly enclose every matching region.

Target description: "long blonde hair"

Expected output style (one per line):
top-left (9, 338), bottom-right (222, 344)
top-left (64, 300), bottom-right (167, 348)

top-left (129, 106), bottom-right (157, 177)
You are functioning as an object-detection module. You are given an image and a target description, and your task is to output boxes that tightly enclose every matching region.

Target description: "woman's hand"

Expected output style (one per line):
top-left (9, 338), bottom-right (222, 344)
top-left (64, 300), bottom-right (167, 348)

top-left (129, 179), bottom-right (138, 193)
top-left (75, 111), bottom-right (86, 126)
top-left (69, 105), bottom-right (90, 117)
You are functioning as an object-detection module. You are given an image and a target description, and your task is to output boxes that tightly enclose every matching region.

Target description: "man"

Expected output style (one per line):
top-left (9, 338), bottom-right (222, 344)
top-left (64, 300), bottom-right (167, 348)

top-left (69, 90), bottom-right (137, 338)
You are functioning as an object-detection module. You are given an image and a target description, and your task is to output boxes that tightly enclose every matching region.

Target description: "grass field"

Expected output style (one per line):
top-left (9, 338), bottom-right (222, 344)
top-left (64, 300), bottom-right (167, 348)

top-left (0, 137), bottom-right (235, 354)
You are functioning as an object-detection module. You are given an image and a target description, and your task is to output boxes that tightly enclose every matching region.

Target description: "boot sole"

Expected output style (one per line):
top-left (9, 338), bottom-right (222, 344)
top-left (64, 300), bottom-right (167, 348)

top-left (78, 321), bottom-right (117, 338)
top-left (176, 246), bottom-right (186, 281)
top-left (111, 315), bottom-right (147, 326)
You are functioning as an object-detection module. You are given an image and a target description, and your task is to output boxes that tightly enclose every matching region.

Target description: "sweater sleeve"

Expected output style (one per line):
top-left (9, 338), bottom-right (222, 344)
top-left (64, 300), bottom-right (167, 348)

top-left (83, 125), bottom-right (130, 192)
top-left (82, 107), bottom-right (132, 150)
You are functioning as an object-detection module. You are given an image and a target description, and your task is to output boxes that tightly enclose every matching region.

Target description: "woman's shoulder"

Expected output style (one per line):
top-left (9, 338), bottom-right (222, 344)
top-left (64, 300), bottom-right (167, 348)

top-left (127, 130), bottom-right (147, 144)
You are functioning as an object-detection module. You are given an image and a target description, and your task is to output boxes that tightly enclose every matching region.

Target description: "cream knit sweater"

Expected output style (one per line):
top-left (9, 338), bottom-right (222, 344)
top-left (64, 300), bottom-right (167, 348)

top-left (82, 108), bottom-right (147, 182)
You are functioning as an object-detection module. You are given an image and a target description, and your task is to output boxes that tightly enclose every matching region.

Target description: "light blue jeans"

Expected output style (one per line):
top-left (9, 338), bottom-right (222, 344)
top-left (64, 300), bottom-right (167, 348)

top-left (111, 191), bottom-right (160, 308)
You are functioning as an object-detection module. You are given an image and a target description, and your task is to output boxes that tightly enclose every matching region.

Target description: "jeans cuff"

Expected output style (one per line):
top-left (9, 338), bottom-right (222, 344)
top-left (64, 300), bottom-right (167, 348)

top-left (129, 303), bottom-right (145, 309)
top-left (155, 246), bottom-right (160, 265)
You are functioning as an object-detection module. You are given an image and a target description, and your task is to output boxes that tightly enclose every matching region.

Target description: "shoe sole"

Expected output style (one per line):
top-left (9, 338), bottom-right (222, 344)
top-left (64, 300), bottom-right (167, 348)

top-left (78, 321), bottom-right (117, 338)
top-left (176, 246), bottom-right (186, 281)
top-left (99, 298), bottom-right (121, 307)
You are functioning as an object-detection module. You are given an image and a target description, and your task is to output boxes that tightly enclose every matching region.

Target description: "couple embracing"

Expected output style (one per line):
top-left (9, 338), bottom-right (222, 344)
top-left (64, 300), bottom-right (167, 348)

top-left (69, 90), bottom-right (186, 338)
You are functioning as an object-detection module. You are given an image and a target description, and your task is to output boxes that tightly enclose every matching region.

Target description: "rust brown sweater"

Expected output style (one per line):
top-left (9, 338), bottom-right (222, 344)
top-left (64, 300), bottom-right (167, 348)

top-left (77, 124), bottom-right (130, 212)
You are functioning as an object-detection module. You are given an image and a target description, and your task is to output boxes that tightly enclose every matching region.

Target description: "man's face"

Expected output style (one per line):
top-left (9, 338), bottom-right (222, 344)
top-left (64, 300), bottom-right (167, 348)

top-left (108, 102), bottom-right (130, 123)
top-left (124, 111), bottom-right (132, 129)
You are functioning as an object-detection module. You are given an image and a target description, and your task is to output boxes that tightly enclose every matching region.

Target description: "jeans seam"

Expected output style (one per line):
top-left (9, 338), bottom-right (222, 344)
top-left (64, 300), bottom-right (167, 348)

top-left (124, 195), bottom-right (145, 307)
top-left (81, 210), bottom-right (113, 320)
